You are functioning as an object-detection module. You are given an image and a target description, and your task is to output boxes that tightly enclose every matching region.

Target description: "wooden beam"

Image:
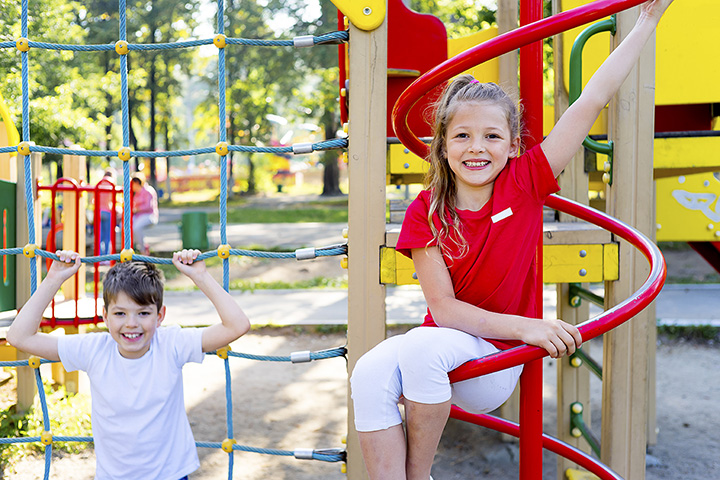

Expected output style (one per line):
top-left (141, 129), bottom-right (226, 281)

top-left (345, 14), bottom-right (388, 480)
top-left (601, 7), bottom-right (656, 477)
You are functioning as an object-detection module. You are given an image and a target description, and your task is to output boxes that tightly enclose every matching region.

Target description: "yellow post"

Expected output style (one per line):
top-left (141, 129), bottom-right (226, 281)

top-left (601, 7), bottom-right (656, 479)
top-left (345, 13), bottom-right (388, 480)
top-left (15, 150), bottom-right (41, 411)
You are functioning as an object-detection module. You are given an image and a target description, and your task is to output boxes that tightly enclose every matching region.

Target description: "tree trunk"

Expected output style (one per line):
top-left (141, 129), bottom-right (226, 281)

top-left (247, 154), bottom-right (256, 195)
top-left (321, 117), bottom-right (342, 196)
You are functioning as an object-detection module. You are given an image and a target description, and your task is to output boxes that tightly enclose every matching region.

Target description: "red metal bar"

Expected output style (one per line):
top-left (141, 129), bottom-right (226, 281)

top-left (448, 194), bottom-right (666, 382)
top-left (518, 0), bottom-right (545, 473)
top-left (450, 406), bottom-right (624, 480)
top-left (337, 9), bottom-right (348, 125)
top-left (391, 0), bottom-right (647, 158)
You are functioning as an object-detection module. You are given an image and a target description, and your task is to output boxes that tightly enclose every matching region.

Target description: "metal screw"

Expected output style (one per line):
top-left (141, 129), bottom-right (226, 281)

top-left (412, 272), bottom-right (418, 280)
top-left (363, 7), bottom-right (372, 15)
top-left (579, 269), bottom-right (587, 277)
top-left (579, 249), bottom-right (587, 258)
top-left (404, 163), bottom-right (410, 169)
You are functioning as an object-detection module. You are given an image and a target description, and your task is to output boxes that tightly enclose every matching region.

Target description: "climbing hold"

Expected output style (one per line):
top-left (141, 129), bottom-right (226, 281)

top-left (28, 356), bottom-right (41, 369)
top-left (17, 142), bottom-right (31, 156)
top-left (16, 38), bottom-right (30, 52)
top-left (114, 40), bottom-right (129, 55)
top-left (221, 438), bottom-right (236, 453)
top-left (217, 346), bottom-right (231, 359)
top-left (23, 244), bottom-right (37, 258)
top-left (217, 244), bottom-right (231, 259)
top-left (215, 142), bottom-right (229, 156)
top-left (213, 34), bottom-right (226, 49)
top-left (120, 248), bottom-right (134, 263)
top-left (117, 147), bottom-right (131, 161)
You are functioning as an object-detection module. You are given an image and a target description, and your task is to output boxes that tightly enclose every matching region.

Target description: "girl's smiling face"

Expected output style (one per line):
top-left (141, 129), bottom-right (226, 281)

top-left (445, 101), bottom-right (520, 207)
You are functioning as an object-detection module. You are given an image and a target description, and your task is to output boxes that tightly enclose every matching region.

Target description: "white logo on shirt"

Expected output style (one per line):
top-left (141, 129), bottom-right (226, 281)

top-left (491, 207), bottom-right (513, 223)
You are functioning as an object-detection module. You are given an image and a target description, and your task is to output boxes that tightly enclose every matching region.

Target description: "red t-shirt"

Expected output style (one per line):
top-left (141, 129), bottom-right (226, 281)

top-left (396, 144), bottom-right (560, 327)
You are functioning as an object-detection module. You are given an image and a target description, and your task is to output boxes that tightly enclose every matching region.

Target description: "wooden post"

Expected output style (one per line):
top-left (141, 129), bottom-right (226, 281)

top-left (601, 7), bottom-right (656, 479)
top-left (15, 150), bottom-right (41, 411)
top-left (552, 1), bottom-right (593, 477)
top-left (345, 14), bottom-right (388, 480)
top-left (61, 147), bottom-right (86, 300)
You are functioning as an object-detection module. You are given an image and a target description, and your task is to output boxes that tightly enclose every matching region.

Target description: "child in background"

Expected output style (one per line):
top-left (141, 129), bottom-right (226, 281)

top-left (131, 172), bottom-right (159, 255)
top-left (350, 0), bottom-right (674, 478)
top-left (8, 249), bottom-right (250, 479)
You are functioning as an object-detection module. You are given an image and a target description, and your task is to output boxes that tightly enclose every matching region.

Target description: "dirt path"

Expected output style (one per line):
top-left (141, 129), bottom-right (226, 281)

top-left (7, 331), bottom-right (719, 479)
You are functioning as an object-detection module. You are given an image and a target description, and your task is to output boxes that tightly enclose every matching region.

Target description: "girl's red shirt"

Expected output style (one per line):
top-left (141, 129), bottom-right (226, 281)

top-left (396, 144), bottom-right (560, 327)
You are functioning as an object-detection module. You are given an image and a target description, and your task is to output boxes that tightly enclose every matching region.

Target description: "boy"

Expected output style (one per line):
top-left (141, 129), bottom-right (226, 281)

top-left (7, 249), bottom-right (251, 480)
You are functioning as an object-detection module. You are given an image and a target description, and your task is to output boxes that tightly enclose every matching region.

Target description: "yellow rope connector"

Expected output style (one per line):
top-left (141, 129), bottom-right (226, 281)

top-left (23, 244), bottom-right (37, 258)
top-left (215, 142), bottom-right (229, 156)
top-left (221, 438), bottom-right (236, 453)
top-left (17, 142), bottom-right (31, 156)
top-left (41, 431), bottom-right (53, 446)
top-left (341, 257), bottom-right (348, 269)
top-left (216, 346), bottom-right (231, 359)
top-left (342, 123), bottom-right (349, 135)
top-left (213, 34), bottom-right (227, 49)
top-left (341, 463), bottom-right (347, 474)
top-left (120, 248), bottom-right (134, 263)
top-left (602, 172), bottom-right (611, 184)
top-left (28, 356), bottom-right (42, 369)
top-left (16, 38), bottom-right (30, 52)
top-left (115, 40), bottom-right (129, 55)
top-left (341, 152), bottom-right (348, 164)
top-left (217, 244), bottom-right (231, 259)
top-left (117, 147), bottom-right (131, 161)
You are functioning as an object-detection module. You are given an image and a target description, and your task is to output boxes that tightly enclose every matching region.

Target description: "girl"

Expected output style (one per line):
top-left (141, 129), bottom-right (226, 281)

top-left (350, 0), bottom-right (674, 478)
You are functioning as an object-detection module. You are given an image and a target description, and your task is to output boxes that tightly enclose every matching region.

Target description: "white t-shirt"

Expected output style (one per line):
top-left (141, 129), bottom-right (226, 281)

top-left (58, 325), bottom-right (204, 480)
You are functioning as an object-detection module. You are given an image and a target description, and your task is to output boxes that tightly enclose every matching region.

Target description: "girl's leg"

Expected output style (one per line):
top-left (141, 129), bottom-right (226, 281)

top-left (357, 425), bottom-right (407, 480)
top-left (398, 327), bottom-right (522, 478)
top-left (404, 399), bottom-right (451, 480)
top-left (350, 335), bottom-right (407, 479)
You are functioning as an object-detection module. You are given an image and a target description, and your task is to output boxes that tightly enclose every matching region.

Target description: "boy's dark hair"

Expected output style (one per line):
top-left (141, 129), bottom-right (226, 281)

top-left (103, 261), bottom-right (164, 310)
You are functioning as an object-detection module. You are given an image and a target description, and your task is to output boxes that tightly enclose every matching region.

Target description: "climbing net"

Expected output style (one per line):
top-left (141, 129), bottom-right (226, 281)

top-left (0, 0), bottom-right (349, 477)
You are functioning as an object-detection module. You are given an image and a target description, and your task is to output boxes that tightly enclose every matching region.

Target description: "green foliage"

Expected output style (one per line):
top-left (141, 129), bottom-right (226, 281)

top-left (657, 324), bottom-right (720, 343)
top-left (409, 0), bottom-right (496, 38)
top-left (0, 382), bottom-right (92, 476)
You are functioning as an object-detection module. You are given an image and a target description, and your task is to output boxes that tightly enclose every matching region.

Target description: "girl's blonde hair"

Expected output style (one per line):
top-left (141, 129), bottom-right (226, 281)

top-left (424, 75), bottom-right (522, 259)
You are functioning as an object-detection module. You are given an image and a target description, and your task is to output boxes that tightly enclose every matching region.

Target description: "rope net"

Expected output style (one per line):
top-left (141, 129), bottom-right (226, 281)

top-left (0, 0), bottom-right (349, 476)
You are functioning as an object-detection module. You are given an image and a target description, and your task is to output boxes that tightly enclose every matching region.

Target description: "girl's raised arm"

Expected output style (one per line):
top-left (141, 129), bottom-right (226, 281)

top-left (541, 0), bottom-right (674, 177)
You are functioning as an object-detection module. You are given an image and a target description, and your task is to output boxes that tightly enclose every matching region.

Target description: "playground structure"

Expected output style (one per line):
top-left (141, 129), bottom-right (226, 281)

top-left (1, 0), bottom-right (706, 478)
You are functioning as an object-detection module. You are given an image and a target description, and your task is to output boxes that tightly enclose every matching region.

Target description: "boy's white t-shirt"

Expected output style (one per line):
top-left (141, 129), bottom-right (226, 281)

top-left (58, 325), bottom-right (204, 480)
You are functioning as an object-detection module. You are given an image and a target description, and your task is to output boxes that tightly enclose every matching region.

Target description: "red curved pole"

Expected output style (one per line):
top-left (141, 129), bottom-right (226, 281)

top-left (448, 194), bottom-right (666, 384)
top-left (450, 406), bottom-right (624, 480)
top-left (391, 0), bottom-right (647, 157)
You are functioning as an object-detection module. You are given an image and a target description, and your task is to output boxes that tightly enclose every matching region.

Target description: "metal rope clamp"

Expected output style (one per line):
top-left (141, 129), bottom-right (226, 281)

top-left (293, 448), bottom-right (315, 460)
top-left (295, 247), bottom-right (316, 261)
top-left (290, 350), bottom-right (312, 364)
top-left (293, 35), bottom-right (314, 47)
top-left (292, 142), bottom-right (313, 155)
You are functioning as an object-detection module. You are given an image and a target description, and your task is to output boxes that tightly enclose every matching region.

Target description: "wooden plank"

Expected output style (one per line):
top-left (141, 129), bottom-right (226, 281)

top-left (346, 16), bottom-right (388, 480)
top-left (600, 8), bottom-right (656, 477)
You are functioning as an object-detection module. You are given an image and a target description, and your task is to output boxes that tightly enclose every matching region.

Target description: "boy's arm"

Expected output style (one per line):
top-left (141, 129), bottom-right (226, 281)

top-left (7, 251), bottom-right (82, 361)
top-left (542, 0), bottom-right (674, 177)
top-left (172, 250), bottom-right (251, 353)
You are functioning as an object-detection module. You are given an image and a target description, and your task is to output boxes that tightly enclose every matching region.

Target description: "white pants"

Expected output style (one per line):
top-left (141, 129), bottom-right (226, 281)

top-left (133, 213), bottom-right (158, 249)
top-left (350, 327), bottom-right (523, 432)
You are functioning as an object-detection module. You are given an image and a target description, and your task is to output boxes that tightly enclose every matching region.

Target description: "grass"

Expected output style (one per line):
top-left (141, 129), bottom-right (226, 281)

top-left (208, 207), bottom-right (347, 224)
top-left (228, 276), bottom-right (347, 292)
top-left (0, 382), bottom-right (92, 476)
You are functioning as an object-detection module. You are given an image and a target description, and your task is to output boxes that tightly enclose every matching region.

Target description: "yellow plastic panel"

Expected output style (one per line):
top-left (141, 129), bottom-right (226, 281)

top-left (383, 245), bottom-right (615, 285)
top-left (656, 172), bottom-right (720, 242)
top-left (543, 244), bottom-right (604, 284)
top-left (447, 27), bottom-right (500, 84)
top-left (603, 243), bottom-right (619, 281)
top-left (0, 343), bottom-right (18, 362)
top-left (388, 143), bottom-right (428, 175)
top-left (0, 91), bottom-right (20, 180)
top-left (566, 468), bottom-right (601, 480)
top-left (654, 136), bottom-right (720, 170)
top-left (656, 0), bottom-right (720, 105)
top-left (330, 0), bottom-right (385, 31)
top-left (543, 104), bottom-right (608, 137)
top-left (563, 0), bottom-right (720, 106)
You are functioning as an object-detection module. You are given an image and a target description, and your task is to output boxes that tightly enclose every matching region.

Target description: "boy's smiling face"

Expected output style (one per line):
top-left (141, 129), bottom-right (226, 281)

top-left (103, 291), bottom-right (165, 359)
